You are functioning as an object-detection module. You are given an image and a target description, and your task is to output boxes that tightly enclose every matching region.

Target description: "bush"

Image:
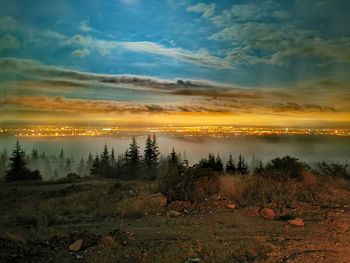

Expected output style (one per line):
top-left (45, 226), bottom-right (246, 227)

top-left (159, 163), bottom-right (220, 202)
top-left (255, 155), bottom-right (308, 181)
top-left (316, 162), bottom-right (349, 180)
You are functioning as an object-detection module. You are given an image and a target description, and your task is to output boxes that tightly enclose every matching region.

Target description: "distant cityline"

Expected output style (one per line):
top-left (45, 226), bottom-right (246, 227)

top-left (1, 126), bottom-right (349, 138)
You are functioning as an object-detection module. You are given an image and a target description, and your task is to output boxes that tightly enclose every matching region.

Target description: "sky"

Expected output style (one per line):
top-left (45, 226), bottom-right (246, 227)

top-left (0, 0), bottom-right (349, 128)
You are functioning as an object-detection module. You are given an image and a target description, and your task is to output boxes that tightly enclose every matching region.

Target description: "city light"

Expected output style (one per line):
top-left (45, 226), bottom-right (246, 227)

top-left (1, 126), bottom-right (349, 138)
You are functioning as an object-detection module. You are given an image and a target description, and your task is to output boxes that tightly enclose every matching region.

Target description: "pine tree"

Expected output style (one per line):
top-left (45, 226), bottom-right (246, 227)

top-left (86, 153), bottom-right (93, 172)
top-left (110, 148), bottom-right (116, 165)
top-left (0, 148), bottom-right (8, 178)
top-left (77, 157), bottom-right (85, 176)
top-left (125, 137), bottom-right (140, 179)
top-left (152, 133), bottom-right (160, 160)
top-left (110, 147), bottom-right (117, 177)
top-left (59, 149), bottom-right (65, 174)
top-left (143, 134), bottom-right (159, 180)
top-left (5, 141), bottom-right (41, 181)
top-left (170, 148), bottom-right (177, 162)
top-left (101, 144), bottom-right (109, 165)
top-left (237, 154), bottom-right (249, 175)
top-left (90, 155), bottom-right (100, 176)
top-left (226, 154), bottom-right (236, 174)
top-left (65, 158), bottom-right (72, 174)
top-left (59, 149), bottom-right (64, 160)
top-left (215, 154), bottom-right (224, 172)
top-left (99, 144), bottom-right (112, 177)
top-left (144, 135), bottom-right (153, 163)
top-left (31, 148), bottom-right (39, 161)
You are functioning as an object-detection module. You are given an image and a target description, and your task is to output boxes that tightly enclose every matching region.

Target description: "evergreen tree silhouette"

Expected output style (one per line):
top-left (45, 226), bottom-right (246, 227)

top-left (215, 154), bottom-right (224, 172)
top-left (99, 144), bottom-right (112, 177)
top-left (0, 149), bottom-right (8, 178)
top-left (86, 153), bottom-right (93, 172)
top-left (65, 158), bottom-right (72, 174)
top-left (77, 157), bottom-right (85, 176)
top-left (226, 154), bottom-right (236, 174)
top-left (237, 154), bottom-right (249, 175)
top-left (5, 141), bottom-right (41, 181)
top-left (144, 134), bottom-right (158, 179)
top-left (90, 154), bottom-right (100, 176)
top-left (125, 137), bottom-right (140, 179)
top-left (152, 133), bottom-right (160, 160)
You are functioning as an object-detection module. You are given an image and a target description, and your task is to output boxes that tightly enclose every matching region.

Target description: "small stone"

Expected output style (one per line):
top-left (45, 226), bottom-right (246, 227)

top-left (167, 210), bottom-right (182, 217)
top-left (227, 203), bottom-right (237, 209)
top-left (100, 236), bottom-right (117, 248)
top-left (288, 218), bottom-right (305, 227)
top-left (147, 192), bottom-right (167, 207)
top-left (187, 257), bottom-right (200, 262)
top-left (260, 208), bottom-right (276, 220)
top-left (68, 239), bottom-right (83, 252)
top-left (169, 201), bottom-right (192, 212)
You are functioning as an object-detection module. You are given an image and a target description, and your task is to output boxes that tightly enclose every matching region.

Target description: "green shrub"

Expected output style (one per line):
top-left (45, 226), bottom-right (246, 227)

top-left (316, 162), bottom-right (349, 180)
top-left (255, 155), bottom-right (308, 181)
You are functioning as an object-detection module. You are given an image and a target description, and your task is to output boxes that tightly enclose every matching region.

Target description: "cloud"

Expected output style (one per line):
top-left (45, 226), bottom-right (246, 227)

top-left (0, 34), bottom-right (20, 50)
top-left (72, 49), bottom-right (91, 57)
top-left (79, 20), bottom-right (93, 32)
top-left (273, 102), bottom-right (337, 113)
top-left (1, 95), bottom-right (170, 113)
top-left (203, 1), bottom-right (350, 66)
top-left (118, 42), bottom-right (230, 69)
top-left (0, 15), bottom-right (229, 69)
top-left (61, 35), bottom-right (231, 68)
top-left (187, 3), bottom-right (216, 18)
top-left (1, 58), bottom-right (347, 117)
top-left (0, 16), bottom-right (17, 31)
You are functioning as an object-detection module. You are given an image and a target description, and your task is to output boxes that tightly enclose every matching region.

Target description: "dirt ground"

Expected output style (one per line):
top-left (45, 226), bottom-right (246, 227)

top-left (0, 180), bottom-right (349, 263)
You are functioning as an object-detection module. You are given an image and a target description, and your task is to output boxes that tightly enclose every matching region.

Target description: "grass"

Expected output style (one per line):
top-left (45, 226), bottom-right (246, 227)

top-left (219, 172), bottom-right (350, 212)
top-left (0, 175), bottom-right (349, 262)
top-left (1, 173), bottom-right (347, 233)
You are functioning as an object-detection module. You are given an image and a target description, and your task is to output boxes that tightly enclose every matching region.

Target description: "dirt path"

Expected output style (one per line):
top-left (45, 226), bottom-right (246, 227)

top-left (44, 207), bottom-right (350, 263)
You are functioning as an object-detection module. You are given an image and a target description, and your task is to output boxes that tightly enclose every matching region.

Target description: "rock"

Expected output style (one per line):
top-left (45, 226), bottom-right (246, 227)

top-left (169, 201), bottom-right (192, 212)
top-left (68, 239), bottom-right (83, 252)
top-left (147, 193), bottom-right (167, 207)
top-left (260, 208), bottom-right (276, 220)
top-left (99, 236), bottom-right (116, 248)
top-left (288, 218), bottom-right (305, 227)
top-left (227, 203), bottom-right (237, 209)
top-left (187, 257), bottom-right (200, 262)
top-left (167, 210), bottom-right (182, 217)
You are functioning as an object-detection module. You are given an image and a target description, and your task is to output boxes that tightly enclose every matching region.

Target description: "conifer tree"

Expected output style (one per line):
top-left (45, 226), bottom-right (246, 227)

top-left (90, 154), bottom-right (100, 176)
top-left (77, 157), bottom-right (85, 176)
top-left (65, 158), bottom-right (72, 174)
top-left (237, 154), bottom-right (249, 175)
top-left (152, 133), bottom-right (160, 160)
top-left (86, 153), bottom-right (93, 172)
top-left (5, 141), bottom-right (41, 181)
top-left (215, 154), bottom-right (224, 172)
top-left (226, 154), bottom-right (236, 174)
top-left (144, 134), bottom-right (158, 179)
top-left (0, 149), bottom-right (8, 178)
top-left (99, 144), bottom-right (112, 177)
top-left (125, 137), bottom-right (140, 179)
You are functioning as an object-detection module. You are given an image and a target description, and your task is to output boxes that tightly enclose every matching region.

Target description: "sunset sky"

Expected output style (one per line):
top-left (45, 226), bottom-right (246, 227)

top-left (0, 0), bottom-right (349, 128)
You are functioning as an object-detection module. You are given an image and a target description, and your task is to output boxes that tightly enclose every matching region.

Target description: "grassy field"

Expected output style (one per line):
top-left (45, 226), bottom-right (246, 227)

top-left (0, 176), bottom-right (349, 263)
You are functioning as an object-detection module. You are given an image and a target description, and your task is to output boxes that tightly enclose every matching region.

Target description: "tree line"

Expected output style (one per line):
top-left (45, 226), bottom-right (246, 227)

top-left (1, 136), bottom-right (349, 183)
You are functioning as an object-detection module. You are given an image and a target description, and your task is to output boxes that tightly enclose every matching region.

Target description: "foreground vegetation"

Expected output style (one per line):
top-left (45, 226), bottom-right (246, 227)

top-left (1, 137), bottom-right (349, 262)
top-left (1, 174), bottom-right (349, 262)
